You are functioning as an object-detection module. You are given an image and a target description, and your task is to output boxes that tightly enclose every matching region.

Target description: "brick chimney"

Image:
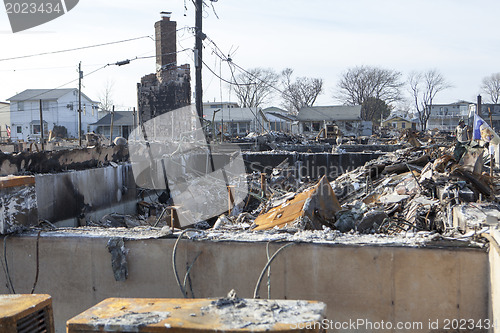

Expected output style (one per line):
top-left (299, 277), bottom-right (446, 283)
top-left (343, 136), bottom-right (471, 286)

top-left (155, 12), bottom-right (176, 71)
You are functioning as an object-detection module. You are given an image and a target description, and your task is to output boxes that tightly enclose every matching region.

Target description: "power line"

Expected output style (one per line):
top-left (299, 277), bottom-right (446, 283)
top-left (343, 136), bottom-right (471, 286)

top-left (0, 36), bottom-right (154, 62)
top-left (205, 36), bottom-right (289, 97)
top-left (2, 65), bottom-right (108, 109)
top-left (0, 64), bottom-right (107, 72)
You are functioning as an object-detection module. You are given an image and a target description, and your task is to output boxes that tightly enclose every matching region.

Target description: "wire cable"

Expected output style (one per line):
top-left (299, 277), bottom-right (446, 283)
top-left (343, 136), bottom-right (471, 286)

top-left (253, 242), bottom-right (295, 299)
top-left (30, 231), bottom-right (42, 294)
top-left (172, 229), bottom-right (205, 298)
top-left (0, 35), bottom-right (153, 62)
top-left (3, 235), bottom-right (16, 294)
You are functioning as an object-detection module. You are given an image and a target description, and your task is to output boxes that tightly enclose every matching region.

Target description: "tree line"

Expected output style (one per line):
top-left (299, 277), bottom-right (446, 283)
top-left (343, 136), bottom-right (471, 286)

top-left (231, 65), bottom-right (500, 131)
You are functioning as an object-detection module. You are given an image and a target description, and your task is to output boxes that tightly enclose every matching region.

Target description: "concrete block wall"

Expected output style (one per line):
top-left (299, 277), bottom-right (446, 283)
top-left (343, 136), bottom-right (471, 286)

top-left (490, 229), bottom-right (500, 333)
top-left (36, 164), bottom-right (137, 226)
top-left (0, 235), bottom-right (489, 332)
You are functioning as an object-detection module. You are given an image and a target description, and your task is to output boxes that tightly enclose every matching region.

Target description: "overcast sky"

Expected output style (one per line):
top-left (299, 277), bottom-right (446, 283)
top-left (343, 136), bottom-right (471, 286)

top-left (1, 0), bottom-right (500, 111)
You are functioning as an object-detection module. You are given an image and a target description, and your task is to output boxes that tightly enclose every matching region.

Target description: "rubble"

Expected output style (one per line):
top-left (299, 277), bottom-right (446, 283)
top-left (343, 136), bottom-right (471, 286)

top-left (0, 124), bottom-right (498, 252)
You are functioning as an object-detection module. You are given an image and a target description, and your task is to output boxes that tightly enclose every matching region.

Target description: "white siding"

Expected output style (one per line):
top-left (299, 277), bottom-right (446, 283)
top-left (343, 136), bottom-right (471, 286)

top-left (9, 90), bottom-right (99, 141)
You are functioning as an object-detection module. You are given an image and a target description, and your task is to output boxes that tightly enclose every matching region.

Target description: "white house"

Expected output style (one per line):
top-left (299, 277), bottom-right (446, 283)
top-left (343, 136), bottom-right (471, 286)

top-left (7, 89), bottom-right (99, 141)
top-left (263, 106), bottom-right (297, 133)
top-left (297, 105), bottom-right (372, 137)
top-left (426, 101), bottom-right (471, 132)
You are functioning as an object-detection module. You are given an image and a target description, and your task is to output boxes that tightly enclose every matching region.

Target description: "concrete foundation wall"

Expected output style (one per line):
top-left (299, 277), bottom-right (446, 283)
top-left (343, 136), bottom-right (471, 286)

top-left (35, 164), bottom-right (137, 226)
top-left (490, 229), bottom-right (500, 333)
top-left (0, 235), bottom-right (488, 333)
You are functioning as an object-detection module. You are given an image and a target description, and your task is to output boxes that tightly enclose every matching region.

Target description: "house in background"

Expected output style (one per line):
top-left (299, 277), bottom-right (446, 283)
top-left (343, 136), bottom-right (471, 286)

top-left (297, 105), bottom-right (372, 137)
top-left (7, 89), bottom-right (99, 141)
top-left (0, 102), bottom-right (10, 139)
top-left (382, 116), bottom-right (416, 130)
top-left (427, 101), bottom-right (471, 132)
top-left (263, 106), bottom-right (297, 133)
top-left (90, 111), bottom-right (136, 139)
top-left (203, 107), bottom-right (269, 136)
top-left (468, 104), bottom-right (500, 132)
top-left (203, 101), bottom-right (239, 109)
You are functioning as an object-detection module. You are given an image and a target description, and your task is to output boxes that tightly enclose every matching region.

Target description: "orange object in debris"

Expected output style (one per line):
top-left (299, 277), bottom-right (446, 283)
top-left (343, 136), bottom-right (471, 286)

top-left (0, 175), bottom-right (35, 189)
top-left (254, 176), bottom-right (341, 231)
top-left (66, 297), bottom-right (326, 332)
top-left (0, 294), bottom-right (55, 333)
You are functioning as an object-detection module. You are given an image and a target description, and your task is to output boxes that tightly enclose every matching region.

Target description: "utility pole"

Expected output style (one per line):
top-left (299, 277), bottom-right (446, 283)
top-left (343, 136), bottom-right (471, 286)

top-left (78, 62), bottom-right (83, 146)
top-left (132, 107), bottom-right (136, 140)
top-left (39, 100), bottom-right (44, 151)
top-left (477, 94), bottom-right (482, 117)
top-left (110, 105), bottom-right (115, 145)
top-left (195, 0), bottom-right (203, 122)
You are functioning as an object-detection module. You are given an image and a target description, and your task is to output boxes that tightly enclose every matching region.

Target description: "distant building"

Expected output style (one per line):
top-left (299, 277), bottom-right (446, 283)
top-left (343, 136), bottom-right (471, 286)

top-left (427, 101), bottom-right (471, 132)
top-left (203, 107), bottom-right (269, 136)
top-left (90, 111), bottom-right (135, 139)
top-left (382, 116), bottom-right (416, 130)
top-left (7, 88), bottom-right (98, 141)
top-left (137, 12), bottom-right (191, 123)
top-left (297, 105), bottom-right (372, 137)
top-left (263, 107), bottom-right (296, 133)
top-left (0, 102), bottom-right (10, 139)
top-left (203, 102), bottom-right (239, 109)
top-left (466, 104), bottom-right (500, 132)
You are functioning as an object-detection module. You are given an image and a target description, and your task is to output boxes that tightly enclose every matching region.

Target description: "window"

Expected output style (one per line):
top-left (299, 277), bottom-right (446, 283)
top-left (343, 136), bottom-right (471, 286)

top-left (16, 126), bottom-right (22, 134)
top-left (402, 122), bottom-right (406, 129)
top-left (240, 122), bottom-right (248, 133)
top-left (32, 124), bottom-right (41, 134)
top-left (42, 100), bottom-right (50, 111)
top-left (17, 101), bottom-right (24, 111)
top-left (303, 122), bottom-right (311, 132)
top-left (312, 122), bottom-right (321, 131)
top-left (31, 123), bottom-right (47, 135)
top-left (230, 123), bottom-right (238, 134)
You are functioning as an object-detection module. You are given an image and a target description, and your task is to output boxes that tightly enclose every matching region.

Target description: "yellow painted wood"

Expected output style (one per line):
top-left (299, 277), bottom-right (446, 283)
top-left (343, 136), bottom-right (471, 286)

top-left (67, 298), bottom-right (325, 333)
top-left (0, 294), bottom-right (54, 332)
top-left (0, 175), bottom-right (35, 189)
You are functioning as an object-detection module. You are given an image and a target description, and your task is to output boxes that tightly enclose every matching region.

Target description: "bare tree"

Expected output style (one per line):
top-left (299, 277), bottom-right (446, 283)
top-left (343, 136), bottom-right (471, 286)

top-left (99, 79), bottom-right (114, 112)
top-left (230, 68), bottom-right (279, 108)
top-left (336, 66), bottom-right (403, 113)
top-left (481, 73), bottom-right (500, 104)
top-left (408, 69), bottom-right (451, 131)
top-left (281, 68), bottom-right (323, 114)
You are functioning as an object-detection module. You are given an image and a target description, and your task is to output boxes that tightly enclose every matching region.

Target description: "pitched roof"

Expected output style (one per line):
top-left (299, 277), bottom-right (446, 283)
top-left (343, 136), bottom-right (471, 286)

top-left (90, 111), bottom-right (135, 126)
top-left (383, 116), bottom-right (413, 123)
top-left (263, 106), bottom-right (287, 113)
top-left (265, 111), bottom-right (296, 122)
top-left (297, 105), bottom-right (362, 121)
top-left (7, 89), bottom-right (97, 103)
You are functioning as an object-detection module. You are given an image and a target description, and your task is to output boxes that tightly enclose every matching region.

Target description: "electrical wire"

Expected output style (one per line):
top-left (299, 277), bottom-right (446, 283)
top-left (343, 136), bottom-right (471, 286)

top-left (172, 228), bottom-right (205, 298)
top-left (183, 251), bottom-right (202, 298)
top-left (3, 235), bottom-right (16, 294)
top-left (30, 230), bottom-right (42, 294)
top-left (253, 242), bottom-right (295, 299)
top-left (0, 35), bottom-right (153, 62)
